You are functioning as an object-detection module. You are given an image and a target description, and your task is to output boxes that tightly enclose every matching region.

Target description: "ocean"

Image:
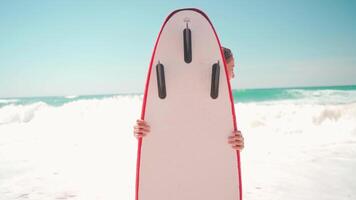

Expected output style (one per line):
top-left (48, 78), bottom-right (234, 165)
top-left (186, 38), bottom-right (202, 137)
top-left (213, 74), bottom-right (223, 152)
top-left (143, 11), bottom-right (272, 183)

top-left (2, 85), bottom-right (356, 108)
top-left (0, 85), bottom-right (355, 200)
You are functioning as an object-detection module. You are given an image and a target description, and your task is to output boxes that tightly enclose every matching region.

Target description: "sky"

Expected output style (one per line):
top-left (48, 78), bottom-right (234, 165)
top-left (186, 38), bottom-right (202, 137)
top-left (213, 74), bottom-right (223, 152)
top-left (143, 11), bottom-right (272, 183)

top-left (0, 0), bottom-right (355, 98)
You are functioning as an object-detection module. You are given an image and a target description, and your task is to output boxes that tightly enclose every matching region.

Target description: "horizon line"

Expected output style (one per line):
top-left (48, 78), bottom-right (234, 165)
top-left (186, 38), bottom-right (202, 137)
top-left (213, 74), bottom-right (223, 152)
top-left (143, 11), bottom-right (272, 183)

top-left (1, 84), bottom-right (355, 99)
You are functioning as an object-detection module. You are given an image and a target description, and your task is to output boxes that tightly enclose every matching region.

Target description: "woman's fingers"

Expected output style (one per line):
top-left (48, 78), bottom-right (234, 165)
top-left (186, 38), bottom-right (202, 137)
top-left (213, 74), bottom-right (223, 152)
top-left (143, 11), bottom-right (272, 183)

top-left (228, 130), bottom-right (244, 151)
top-left (134, 125), bottom-right (150, 132)
top-left (134, 119), bottom-right (151, 139)
top-left (228, 135), bottom-right (243, 142)
top-left (134, 130), bottom-right (149, 136)
top-left (134, 127), bottom-right (150, 136)
top-left (136, 119), bottom-right (150, 127)
top-left (134, 119), bottom-right (151, 131)
top-left (136, 120), bottom-right (150, 128)
top-left (232, 144), bottom-right (244, 151)
top-left (134, 129), bottom-right (148, 138)
top-left (228, 135), bottom-right (243, 140)
top-left (228, 140), bottom-right (244, 146)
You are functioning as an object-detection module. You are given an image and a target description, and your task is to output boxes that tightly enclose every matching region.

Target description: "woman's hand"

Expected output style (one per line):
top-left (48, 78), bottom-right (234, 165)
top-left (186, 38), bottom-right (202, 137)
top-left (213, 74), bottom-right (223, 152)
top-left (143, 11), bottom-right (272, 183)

top-left (133, 119), bottom-right (151, 139)
top-left (134, 119), bottom-right (244, 151)
top-left (228, 130), bottom-right (244, 151)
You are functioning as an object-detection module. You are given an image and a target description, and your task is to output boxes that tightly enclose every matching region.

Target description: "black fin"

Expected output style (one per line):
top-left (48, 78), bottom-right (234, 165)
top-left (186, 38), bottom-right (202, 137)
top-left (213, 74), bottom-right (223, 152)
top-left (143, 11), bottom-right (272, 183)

top-left (156, 62), bottom-right (167, 99)
top-left (210, 62), bottom-right (220, 99)
top-left (183, 24), bottom-right (192, 63)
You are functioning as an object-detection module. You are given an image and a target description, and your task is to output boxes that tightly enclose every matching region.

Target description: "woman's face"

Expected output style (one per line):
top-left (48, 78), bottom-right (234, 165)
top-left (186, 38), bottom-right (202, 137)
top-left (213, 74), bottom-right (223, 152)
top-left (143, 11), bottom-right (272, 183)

top-left (226, 57), bottom-right (235, 80)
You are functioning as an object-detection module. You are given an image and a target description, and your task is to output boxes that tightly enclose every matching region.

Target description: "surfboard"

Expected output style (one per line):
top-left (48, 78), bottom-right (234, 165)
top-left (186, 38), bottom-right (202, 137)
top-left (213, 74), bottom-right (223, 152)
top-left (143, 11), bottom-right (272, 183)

top-left (136, 8), bottom-right (242, 200)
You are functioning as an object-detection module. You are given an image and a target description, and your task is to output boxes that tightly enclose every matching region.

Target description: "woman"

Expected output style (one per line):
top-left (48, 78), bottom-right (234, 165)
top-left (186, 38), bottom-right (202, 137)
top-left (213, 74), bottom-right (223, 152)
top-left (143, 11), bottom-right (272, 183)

top-left (133, 47), bottom-right (244, 151)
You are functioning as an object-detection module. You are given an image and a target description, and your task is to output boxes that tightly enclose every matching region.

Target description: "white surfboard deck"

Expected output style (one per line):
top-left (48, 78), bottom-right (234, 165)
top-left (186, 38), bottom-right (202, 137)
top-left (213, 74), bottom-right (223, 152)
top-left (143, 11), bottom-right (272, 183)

top-left (136, 8), bottom-right (242, 200)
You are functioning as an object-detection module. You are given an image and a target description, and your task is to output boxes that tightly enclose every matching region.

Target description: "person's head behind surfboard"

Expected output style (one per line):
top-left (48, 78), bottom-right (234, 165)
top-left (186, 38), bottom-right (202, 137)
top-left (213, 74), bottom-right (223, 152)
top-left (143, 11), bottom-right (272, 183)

top-left (222, 47), bottom-right (235, 80)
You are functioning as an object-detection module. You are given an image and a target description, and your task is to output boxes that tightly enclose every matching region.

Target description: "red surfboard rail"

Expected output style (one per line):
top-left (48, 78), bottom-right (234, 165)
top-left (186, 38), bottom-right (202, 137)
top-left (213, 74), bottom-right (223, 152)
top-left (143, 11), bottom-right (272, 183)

top-left (135, 8), bottom-right (242, 200)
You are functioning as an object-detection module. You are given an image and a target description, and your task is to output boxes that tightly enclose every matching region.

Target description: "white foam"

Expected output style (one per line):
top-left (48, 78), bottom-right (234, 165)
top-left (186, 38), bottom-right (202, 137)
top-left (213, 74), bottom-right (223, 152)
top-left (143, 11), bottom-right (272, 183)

top-left (0, 99), bottom-right (19, 103)
top-left (0, 95), bottom-right (355, 200)
top-left (286, 89), bottom-right (356, 104)
top-left (64, 95), bottom-right (78, 99)
top-left (0, 102), bottom-right (48, 125)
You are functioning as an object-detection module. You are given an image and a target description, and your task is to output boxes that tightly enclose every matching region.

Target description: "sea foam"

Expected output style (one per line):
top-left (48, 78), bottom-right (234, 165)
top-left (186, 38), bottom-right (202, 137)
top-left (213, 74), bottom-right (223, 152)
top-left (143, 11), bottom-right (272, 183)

top-left (0, 93), bottom-right (355, 200)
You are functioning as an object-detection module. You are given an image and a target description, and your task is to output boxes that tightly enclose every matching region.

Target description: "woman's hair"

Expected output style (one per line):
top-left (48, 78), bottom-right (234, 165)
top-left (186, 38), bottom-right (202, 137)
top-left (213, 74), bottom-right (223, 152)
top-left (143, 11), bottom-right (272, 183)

top-left (222, 47), bottom-right (233, 61)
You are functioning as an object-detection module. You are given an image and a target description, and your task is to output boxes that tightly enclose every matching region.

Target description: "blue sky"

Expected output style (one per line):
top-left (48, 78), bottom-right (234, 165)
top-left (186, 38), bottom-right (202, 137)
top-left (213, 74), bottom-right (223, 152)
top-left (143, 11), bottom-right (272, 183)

top-left (0, 0), bottom-right (355, 98)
